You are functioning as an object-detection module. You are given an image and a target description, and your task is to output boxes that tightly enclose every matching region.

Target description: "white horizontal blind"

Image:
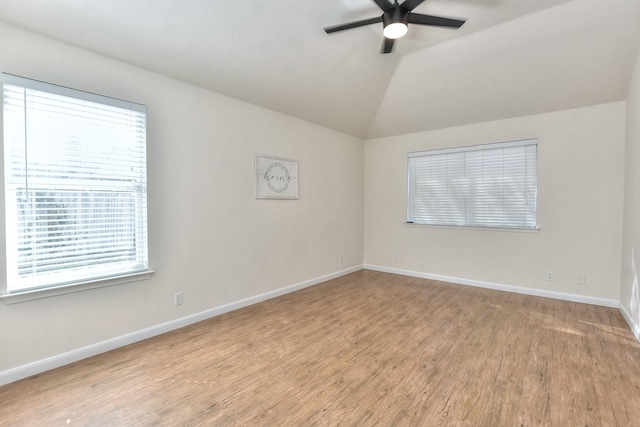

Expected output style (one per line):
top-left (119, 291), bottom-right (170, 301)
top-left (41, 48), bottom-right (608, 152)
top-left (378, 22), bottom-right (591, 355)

top-left (2, 74), bottom-right (148, 292)
top-left (407, 139), bottom-right (537, 228)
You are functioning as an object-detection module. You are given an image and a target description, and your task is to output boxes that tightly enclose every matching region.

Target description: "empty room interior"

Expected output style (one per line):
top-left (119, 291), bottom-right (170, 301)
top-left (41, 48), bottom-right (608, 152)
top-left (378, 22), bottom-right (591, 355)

top-left (1, 0), bottom-right (640, 425)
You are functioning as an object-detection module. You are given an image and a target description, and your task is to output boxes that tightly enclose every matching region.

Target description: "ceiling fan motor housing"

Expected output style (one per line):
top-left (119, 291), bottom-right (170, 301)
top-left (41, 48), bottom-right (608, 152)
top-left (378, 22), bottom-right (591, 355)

top-left (383, 7), bottom-right (409, 29)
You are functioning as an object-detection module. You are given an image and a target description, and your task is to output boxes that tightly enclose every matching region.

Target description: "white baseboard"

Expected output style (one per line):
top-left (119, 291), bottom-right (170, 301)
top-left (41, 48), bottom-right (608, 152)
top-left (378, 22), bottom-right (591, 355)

top-left (364, 264), bottom-right (619, 308)
top-left (0, 265), bottom-right (363, 387)
top-left (619, 303), bottom-right (640, 342)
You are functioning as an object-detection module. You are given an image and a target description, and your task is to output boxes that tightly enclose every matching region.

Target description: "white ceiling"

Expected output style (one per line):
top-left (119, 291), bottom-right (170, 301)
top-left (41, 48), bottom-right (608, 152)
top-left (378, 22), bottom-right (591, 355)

top-left (0, 0), bottom-right (638, 139)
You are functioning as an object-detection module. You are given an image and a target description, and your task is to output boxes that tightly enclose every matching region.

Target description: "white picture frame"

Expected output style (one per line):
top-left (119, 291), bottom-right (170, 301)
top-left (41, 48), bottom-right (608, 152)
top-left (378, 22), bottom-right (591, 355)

top-left (255, 154), bottom-right (299, 199)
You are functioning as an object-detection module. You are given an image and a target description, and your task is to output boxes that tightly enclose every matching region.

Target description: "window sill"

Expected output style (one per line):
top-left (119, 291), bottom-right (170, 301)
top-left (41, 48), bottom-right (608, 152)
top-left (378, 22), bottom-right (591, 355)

top-left (404, 222), bottom-right (541, 233)
top-left (0, 270), bottom-right (154, 305)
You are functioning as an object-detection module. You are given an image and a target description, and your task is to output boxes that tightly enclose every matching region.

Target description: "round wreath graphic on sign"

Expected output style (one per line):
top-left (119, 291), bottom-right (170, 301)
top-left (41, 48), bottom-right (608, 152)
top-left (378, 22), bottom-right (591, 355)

top-left (264, 162), bottom-right (291, 193)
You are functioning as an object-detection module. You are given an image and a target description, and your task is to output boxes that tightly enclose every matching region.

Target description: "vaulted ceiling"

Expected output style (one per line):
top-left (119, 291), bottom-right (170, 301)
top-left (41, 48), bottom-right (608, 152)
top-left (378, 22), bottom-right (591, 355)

top-left (0, 0), bottom-right (638, 139)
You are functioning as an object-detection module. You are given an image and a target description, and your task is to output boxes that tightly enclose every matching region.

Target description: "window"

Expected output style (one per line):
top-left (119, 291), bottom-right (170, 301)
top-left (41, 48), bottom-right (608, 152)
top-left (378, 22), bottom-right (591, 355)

top-left (407, 139), bottom-right (538, 229)
top-left (2, 74), bottom-right (149, 295)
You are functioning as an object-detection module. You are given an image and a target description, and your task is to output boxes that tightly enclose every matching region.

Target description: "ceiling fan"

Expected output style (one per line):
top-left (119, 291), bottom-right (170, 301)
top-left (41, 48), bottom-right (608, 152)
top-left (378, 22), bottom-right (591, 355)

top-left (324, 0), bottom-right (466, 54)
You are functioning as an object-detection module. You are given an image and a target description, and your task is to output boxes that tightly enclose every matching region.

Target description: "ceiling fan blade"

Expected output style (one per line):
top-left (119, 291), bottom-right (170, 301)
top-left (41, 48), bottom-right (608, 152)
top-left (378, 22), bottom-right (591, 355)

top-left (324, 16), bottom-right (383, 33)
top-left (400, 0), bottom-right (426, 12)
top-left (372, 0), bottom-right (394, 11)
top-left (408, 13), bottom-right (466, 29)
top-left (381, 37), bottom-right (395, 54)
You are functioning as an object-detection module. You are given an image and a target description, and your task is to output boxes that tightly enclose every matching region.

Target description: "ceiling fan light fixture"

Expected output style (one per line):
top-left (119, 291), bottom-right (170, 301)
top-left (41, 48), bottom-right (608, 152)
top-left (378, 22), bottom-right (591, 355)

top-left (382, 7), bottom-right (409, 39)
top-left (383, 22), bottom-right (408, 39)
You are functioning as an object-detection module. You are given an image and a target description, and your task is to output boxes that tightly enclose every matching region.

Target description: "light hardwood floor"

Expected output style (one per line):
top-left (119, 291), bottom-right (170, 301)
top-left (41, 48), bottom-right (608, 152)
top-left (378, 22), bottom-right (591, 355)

top-left (2, 270), bottom-right (640, 426)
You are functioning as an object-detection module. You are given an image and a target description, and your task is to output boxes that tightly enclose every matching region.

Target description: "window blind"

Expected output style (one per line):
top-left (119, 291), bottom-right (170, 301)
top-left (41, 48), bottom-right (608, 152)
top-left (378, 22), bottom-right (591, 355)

top-left (2, 74), bottom-right (148, 292)
top-left (407, 139), bottom-right (538, 229)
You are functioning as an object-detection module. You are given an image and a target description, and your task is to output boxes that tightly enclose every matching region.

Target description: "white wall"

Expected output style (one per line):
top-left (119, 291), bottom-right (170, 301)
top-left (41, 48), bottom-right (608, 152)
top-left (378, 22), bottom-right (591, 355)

top-left (620, 48), bottom-right (640, 340)
top-left (365, 103), bottom-right (626, 302)
top-left (0, 23), bottom-right (364, 376)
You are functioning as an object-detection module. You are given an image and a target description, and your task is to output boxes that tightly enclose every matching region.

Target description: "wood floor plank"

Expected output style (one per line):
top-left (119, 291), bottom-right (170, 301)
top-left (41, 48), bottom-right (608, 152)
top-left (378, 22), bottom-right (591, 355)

top-left (2, 270), bottom-right (640, 426)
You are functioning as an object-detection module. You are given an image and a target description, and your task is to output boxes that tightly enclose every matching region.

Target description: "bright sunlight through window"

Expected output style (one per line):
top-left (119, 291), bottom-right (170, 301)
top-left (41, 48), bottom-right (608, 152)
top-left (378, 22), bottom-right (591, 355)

top-left (2, 74), bottom-right (149, 294)
top-left (407, 139), bottom-right (538, 229)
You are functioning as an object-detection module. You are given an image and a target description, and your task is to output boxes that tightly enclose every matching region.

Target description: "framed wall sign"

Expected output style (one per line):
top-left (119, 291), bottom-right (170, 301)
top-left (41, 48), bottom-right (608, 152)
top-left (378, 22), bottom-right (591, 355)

top-left (255, 154), bottom-right (299, 199)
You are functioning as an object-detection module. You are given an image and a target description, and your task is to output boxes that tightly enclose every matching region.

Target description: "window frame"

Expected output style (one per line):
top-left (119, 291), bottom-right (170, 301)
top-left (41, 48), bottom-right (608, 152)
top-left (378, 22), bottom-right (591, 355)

top-left (406, 138), bottom-right (539, 231)
top-left (0, 74), bottom-right (153, 303)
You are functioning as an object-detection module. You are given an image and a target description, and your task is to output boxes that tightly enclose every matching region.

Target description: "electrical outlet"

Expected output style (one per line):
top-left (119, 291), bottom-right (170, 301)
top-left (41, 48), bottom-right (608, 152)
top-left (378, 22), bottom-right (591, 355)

top-left (394, 255), bottom-right (399, 262)
top-left (174, 292), bottom-right (183, 306)
top-left (339, 255), bottom-right (343, 264)
top-left (577, 274), bottom-right (586, 285)
top-left (546, 271), bottom-right (554, 281)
